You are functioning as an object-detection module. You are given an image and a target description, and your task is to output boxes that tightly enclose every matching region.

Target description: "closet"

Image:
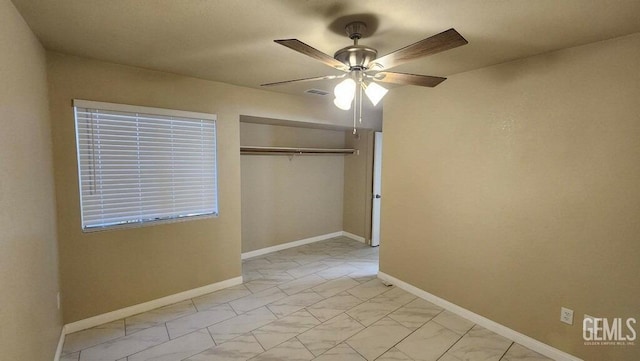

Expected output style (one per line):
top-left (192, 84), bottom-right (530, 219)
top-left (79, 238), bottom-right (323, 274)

top-left (240, 117), bottom-right (375, 255)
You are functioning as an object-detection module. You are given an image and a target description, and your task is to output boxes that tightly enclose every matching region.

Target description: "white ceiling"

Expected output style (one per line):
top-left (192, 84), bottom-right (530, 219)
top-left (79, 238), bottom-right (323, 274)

top-left (11, 0), bottom-right (640, 97)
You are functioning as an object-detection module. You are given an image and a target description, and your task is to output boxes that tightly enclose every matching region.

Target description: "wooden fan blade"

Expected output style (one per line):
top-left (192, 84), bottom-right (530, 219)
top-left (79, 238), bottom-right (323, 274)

top-left (275, 39), bottom-right (349, 71)
top-left (261, 74), bottom-right (343, 87)
top-left (373, 72), bottom-right (446, 87)
top-left (371, 28), bottom-right (468, 70)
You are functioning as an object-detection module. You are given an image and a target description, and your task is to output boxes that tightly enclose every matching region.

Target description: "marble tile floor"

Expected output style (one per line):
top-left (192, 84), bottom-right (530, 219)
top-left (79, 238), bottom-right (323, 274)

top-left (61, 236), bottom-right (553, 361)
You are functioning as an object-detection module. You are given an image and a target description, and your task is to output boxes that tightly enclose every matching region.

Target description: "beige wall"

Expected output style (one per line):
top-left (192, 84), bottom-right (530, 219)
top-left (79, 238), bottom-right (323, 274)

top-left (47, 52), bottom-right (360, 322)
top-left (343, 130), bottom-right (375, 242)
top-left (380, 33), bottom-right (640, 361)
top-left (240, 122), bottom-right (347, 149)
top-left (0, 0), bottom-right (62, 359)
top-left (240, 123), bottom-right (345, 253)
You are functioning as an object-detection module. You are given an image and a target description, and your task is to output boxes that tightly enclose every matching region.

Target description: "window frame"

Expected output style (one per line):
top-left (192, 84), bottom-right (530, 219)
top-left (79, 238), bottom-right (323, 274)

top-left (73, 99), bottom-right (219, 232)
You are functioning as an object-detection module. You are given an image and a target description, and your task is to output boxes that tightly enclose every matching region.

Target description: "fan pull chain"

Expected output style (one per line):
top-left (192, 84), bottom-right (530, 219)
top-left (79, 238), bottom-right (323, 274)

top-left (358, 85), bottom-right (363, 125)
top-left (352, 95), bottom-right (357, 135)
top-left (352, 79), bottom-right (366, 135)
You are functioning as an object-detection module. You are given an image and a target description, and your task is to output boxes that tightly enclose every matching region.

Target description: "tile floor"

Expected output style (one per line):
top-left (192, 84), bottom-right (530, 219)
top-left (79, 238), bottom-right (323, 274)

top-left (61, 236), bottom-right (553, 361)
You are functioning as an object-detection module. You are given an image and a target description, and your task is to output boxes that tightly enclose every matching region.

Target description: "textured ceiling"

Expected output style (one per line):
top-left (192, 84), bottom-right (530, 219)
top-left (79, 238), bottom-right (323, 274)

top-left (11, 0), bottom-right (640, 97)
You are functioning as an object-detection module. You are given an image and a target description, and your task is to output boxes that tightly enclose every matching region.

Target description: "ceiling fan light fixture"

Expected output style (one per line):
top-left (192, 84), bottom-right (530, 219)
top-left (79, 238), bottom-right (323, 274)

top-left (266, 25), bottom-right (468, 124)
top-left (364, 82), bottom-right (388, 106)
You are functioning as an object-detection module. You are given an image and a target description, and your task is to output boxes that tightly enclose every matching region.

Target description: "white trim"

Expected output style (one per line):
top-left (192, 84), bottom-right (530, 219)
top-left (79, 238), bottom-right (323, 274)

top-left (241, 232), bottom-right (343, 260)
top-left (53, 326), bottom-right (66, 361)
top-left (342, 231), bottom-right (366, 243)
top-left (72, 99), bottom-right (217, 121)
top-left (64, 276), bottom-right (242, 334)
top-left (377, 272), bottom-right (583, 361)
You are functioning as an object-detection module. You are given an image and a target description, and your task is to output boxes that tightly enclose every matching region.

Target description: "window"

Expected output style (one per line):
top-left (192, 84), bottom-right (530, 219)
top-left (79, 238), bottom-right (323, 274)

top-left (73, 100), bottom-right (218, 231)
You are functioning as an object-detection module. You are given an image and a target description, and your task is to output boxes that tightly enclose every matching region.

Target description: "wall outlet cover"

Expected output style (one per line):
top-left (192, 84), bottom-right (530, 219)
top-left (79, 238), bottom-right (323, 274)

top-left (560, 307), bottom-right (573, 325)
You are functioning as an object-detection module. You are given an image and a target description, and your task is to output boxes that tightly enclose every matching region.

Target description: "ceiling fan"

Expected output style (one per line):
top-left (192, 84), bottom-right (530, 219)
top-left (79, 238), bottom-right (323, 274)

top-left (262, 21), bottom-right (468, 116)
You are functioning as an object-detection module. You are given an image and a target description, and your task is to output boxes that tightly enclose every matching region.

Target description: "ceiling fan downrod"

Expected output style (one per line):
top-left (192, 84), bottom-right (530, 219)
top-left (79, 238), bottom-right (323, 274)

top-left (334, 22), bottom-right (378, 71)
top-left (345, 21), bottom-right (366, 42)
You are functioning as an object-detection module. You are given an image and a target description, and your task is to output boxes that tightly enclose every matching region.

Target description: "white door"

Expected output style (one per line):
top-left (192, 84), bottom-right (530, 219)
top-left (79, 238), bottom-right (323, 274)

top-left (371, 132), bottom-right (383, 247)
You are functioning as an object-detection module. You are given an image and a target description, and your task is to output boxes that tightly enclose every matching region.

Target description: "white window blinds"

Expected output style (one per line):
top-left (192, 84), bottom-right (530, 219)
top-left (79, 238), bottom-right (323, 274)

top-left (73, 100), bottom-right (218, 231)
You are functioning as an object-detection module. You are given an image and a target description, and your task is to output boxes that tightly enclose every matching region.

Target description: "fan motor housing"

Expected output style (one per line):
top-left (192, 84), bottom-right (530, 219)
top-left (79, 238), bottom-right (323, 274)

top-left (334, 45), bottom-right (377, 71)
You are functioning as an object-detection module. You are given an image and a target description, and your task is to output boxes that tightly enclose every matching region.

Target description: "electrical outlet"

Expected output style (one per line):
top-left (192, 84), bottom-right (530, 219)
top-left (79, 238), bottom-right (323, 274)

top-left (560, 307), bottom-right (574, 325)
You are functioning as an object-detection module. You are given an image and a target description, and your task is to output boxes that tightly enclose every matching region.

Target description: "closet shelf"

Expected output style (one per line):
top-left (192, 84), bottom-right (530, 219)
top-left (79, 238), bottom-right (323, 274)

top-left (240, 146), bottom-right (356, 155)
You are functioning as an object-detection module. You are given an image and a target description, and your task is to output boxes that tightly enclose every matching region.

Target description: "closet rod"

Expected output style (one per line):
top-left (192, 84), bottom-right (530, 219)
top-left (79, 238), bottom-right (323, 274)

top-left (240, 146), bottom-right (356, 155)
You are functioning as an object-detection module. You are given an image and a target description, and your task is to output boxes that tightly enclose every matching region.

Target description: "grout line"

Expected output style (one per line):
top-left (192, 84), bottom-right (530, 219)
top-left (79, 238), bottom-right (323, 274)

top-left (252, 333), bottom-right (266, 353)
top-left (164, 322), bottom-right (170, 340)
top-left (251, 331), bottom-right (270, 351)
top-left (206, 326), bottom-right (217, 346)
top-left (349, 313), bottom-right (369, 329)
top-left (189, 298), bottom-right (199, 313)
top-left (295, 335), bottom-right (317, 357)
top-left (434, 323), bottom-right (474, 360)
top-left (122, 324), bottom-right (176, 359)
top-left (123, 327), bottom-right (207, 361)
top-left (377, 347), bottom-right (413, 361)
top-left (382, 329), bottom-right (416, 359)
top-left (123, 317), bottom-right (129, 336)
top-left (348, 342), bottom-right (372, 360)
top-left (381, 310), bottom-right (446, 355)
top-left (251, 312), bottom-right (319, 354)
top-left (435, 350), bottom-right (464, 361)
top-left (499, 341), bottom-right (515, 360)
top-left (115, 329), bottom-right (172, 361)
top-left (263, 305), bottom-right (278, 319)
top-left (301, 308), bottom-right (323, 325)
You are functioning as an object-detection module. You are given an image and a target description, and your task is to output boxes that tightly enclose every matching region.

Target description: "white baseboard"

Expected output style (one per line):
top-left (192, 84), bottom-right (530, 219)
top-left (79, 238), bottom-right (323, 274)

top-left (53, 326), bottom-right (65, 361)
top-left (342, 231), bottom-right (366, 243)
top-left (64, 276), bottom-right (243, 334)
top-left (377, 272), bottom-right (582, 361)
top-left (241, 231), bottom-right (343, 260)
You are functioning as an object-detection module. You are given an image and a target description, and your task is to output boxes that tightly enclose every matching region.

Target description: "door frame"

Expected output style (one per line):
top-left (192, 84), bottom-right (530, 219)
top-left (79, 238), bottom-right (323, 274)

top-left (371, 132), bottom-right (382, 247)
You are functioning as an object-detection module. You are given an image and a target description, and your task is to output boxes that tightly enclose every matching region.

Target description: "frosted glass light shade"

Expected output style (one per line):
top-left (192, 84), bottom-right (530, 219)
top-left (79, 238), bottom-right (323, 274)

top-left (364, 82), bottom-right (388, 106)
top-left (333, 78), bottom-right (356, 110)
top-left (334, 78), bottom-right (356, 99)
top-left (333, 97), bottom-right (352, 110)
